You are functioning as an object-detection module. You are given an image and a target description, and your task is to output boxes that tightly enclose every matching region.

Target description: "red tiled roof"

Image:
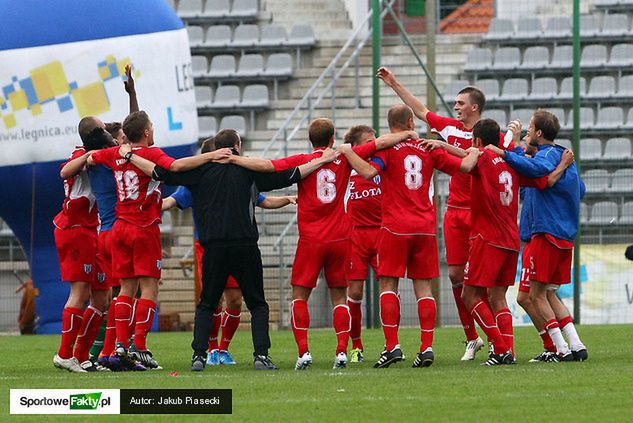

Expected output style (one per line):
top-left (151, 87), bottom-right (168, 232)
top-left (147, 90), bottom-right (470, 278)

top-left (440, 0), bottom-right (494, 34)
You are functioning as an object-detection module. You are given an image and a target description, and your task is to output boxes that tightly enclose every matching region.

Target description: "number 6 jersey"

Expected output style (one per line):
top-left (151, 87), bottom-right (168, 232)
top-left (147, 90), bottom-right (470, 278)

top-left (90, 145), bottom-right (175, 227)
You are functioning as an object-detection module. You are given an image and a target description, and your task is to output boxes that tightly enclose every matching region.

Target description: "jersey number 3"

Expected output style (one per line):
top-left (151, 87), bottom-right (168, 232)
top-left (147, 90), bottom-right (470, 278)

top-left (499, 170), bottom-right (513, 206)
top-left (404, 155), bottom-right (423, 190)
top-left (114, 170), bottom-right (140, 201)
top-left (316, 169), bottom-right (336, 203)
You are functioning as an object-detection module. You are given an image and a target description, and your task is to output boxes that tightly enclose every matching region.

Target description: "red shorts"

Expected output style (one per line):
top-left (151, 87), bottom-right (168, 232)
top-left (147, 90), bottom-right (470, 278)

top-left (347, 226), bottom-right (380, 281)
top-left (195, 240), bottom-right (239, 290)
top-left (518, 242), bottom-right (532, 293)
top-left (464, 236), bottom-right (518, 288)
top-left (111, 220), bottom-right (162, 279)
top-left (54, 226), bottom-right (98, 285)
top-left (443, 207), bottom-right (471, 266)
top-left (95, 230), bottom-right (119, 289)
top-left (528, 234), bottom-right (573, 285)
top-left (377, 229), bottom-right (439, 280)
top-left (291, 238), bottom-right (350, 289)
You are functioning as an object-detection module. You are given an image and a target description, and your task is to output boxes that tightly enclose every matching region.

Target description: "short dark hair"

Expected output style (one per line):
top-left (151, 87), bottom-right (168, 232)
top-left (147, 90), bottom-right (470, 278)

top-left (214, 129), bottom-right (240, 149)
top-left (122, 111), bottom-right (151, 142)
top-left (387, 104), bottom-right (413, 131)
top-left (532, 109), bottom-right (560, 141)
top-left (472, 118), bottom-right (500, 147)
top-left (78, 116), bottom-right (100, 144)
top-left (83, 127), bottom-right (115, 151)
top-left (105, 122), bottom-right (122, 139)
top-left (200, 137), bottom-right (216, 153)
top-left (308, 118), bottom-right (335, 148)
top-left (458, 86), bottom-right (486, 113)
top-left (344, 125), bottom-right (374, 145)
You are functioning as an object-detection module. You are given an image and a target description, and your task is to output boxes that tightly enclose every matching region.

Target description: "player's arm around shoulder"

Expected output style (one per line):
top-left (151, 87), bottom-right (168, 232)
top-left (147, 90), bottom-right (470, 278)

top-left (60, 150), bottom-right (92, 179)
top-left (373, 130), bottom-right (418, 151)
top-left (168, 148), bottom-right (232, 172)
top-left (337, 144), bottom-right (378, 180)
top-left (458, 147), bottom-right (481, 173)
top-left (297, 148), bottom-right (338, 179)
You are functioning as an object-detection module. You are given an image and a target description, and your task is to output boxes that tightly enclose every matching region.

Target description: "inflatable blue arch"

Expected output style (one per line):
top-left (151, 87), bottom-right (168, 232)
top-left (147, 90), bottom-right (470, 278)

top-left (0, 0), bottom-right (198, 333)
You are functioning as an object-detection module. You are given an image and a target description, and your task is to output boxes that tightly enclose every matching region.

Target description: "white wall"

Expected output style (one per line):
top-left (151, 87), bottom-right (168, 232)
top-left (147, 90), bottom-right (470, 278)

top-left (343, 0), bottom-right (370, 31)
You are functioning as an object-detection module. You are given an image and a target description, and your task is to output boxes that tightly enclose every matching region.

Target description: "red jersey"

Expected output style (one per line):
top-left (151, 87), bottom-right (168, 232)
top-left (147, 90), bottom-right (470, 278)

top-left (271, 142), bottom-right (376, 242)
top-left (53, 147), bottom-right (99, 230)
top-left (91, 145), bottom-right (175, 227)
top-left (346, 170), bottom-right (382, 228)
top-left (369, 139), bottom-right (461, 235)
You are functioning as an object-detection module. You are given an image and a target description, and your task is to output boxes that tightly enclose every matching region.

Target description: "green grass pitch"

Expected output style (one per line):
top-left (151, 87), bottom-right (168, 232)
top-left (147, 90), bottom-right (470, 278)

top-left (2, 325), bottom-right (632, 422)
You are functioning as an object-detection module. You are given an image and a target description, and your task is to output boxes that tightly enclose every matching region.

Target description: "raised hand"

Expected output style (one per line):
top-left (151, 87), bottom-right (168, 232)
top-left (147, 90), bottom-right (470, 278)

top-left (118, 143), bottom-right (132, 158)
top-left (376, 67), bottom-right (396, 86)
top-left (124, 64), bottom-right (135, 94)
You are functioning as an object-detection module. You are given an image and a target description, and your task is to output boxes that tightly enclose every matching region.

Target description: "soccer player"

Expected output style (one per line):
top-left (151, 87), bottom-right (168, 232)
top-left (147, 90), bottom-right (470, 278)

top-left (87, 111), bottom-right (229, 369)
top-left (343, 125), bottom-right (382, 363)
top-left (340, 105), bottom-right (477, 368)
top-left (486, 109), bottom-right (587, 362)
top-left (378, 67), bottom-right (494, 360)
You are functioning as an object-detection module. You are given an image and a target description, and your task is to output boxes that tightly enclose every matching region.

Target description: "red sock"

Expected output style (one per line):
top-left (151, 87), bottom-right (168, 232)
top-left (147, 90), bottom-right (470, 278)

top-left (452, 285), bottom-right (479, 341)
top-left (114, 295), bottom-right (134, 348)
top-left (291, 299), bottom-right (310, 356)
top-left (469, 300), bottom-right (507, 354)
top-left (380, 291), bottom-right (400, 352)
top-left (558, 315), bottom-right (573, 329)
top-left (347, 298), bottom-right (363, 350)
top-left (495, 308), bottom-right (514, 355)
top-left (219, 307), bottom-right (241, 351)
top-left (133, 298), bottom-right (156, 350)
top-left (73, 305), bottom-right (104, 362)
top-left (100, 298), bottom-right (117, 357)
top-left (208, 307), bottom-right (222, 351)
top-left (539, 330), bottom-right (556, 352)
top-left (417, 297), bottom-right (436, 352)
top-left (333, 304), bottom-right (351, 355)
top-left (58, 307), bottom-right (84, 359)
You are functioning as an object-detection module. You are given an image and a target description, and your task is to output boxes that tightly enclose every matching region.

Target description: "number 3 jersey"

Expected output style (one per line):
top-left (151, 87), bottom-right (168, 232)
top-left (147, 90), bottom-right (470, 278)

top-left (369, 139), bottom-right (461, 235)
top-left (271, 142), bottom-right (376, 242)
top-left (90, 145), bottom-right (175, 227)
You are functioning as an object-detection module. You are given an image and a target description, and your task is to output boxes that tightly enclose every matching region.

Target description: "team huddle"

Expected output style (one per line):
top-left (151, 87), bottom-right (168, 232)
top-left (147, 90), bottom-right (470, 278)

top-left (51, 66), bottom-right (587, 373)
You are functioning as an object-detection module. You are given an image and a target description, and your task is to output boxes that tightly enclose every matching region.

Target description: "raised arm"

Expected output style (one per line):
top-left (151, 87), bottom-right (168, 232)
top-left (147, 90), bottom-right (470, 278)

top-left (338, 144), bottom-right (378, 180)
top-left (373, 130), bottom-right (418, 151)
top-left (377, 67), bottom-right (429, 122)
top-left (258, 195), bottom-right (297, 209)
top-left (60, 152), bottom-right (91, 179)
top-left (124, 64), bottom-right (139, 113)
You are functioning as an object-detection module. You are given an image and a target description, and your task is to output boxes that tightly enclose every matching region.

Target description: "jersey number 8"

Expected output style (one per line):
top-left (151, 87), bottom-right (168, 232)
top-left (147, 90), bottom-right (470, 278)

top-left (404, 155), bottom-right (423, 190)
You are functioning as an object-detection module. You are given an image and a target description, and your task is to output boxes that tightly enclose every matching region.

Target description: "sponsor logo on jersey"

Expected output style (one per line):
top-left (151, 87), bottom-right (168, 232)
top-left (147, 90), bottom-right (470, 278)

top-left (83, 264), bottom-right (92, 274)
top-left (156, 260), bottom-right (162, 270)
top-left (97, 272), bottom-right (106, 284)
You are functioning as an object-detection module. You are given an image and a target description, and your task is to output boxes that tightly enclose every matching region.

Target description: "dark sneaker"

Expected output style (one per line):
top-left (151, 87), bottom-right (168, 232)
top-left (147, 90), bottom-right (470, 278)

top-left (115, 344), bottom-right (146, 371)
top-left (412, 349), bottom-right (434, 368)
top-left (80, 360), bottom-right (110, 372)
top-left (559, 352), bottom-right (575, 362)
top-left (254, 355), bottom-right (278, 370)
top-left (191, 354), bottom-right (206, 372)
top-left (529, 351), bottom-right (553, 363)
top-left (482, 350), bottom-right (514, 366)
top-left (129, 345), bottom-right (162, 370)
top-left (572, 348), bottom-right (588, 362)
top-left (374, 346), bottom-right (403, 368)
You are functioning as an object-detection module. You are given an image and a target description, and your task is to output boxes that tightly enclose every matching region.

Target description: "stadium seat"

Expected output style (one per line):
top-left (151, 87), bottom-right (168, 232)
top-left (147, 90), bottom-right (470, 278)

top-left (615, 74), bottom-right (633, 97)
top-left (544, 16), bottom-right (571, 38)
top-left (179, 0), bottom-right (203, 18)
top-left (476, 79), bottom-right (500, 101)
top-left (514, 18), bottom-right (543, 39)
top-left (442, 80), bottom-right (469, 100)
top-left (549, 108), bottom-right (566, 127)
top-left (500, 78), bottom-right (528, 101)
top-left (198, 116), bottom-right (217, 138)
top-left (522, 46), bottom-right (550, 69)
top-left (549, 45), bottom-right (573, 69)
top-left (557, 138), bottom-right (573, 151)
top-left (579, 138), bottom-right (603, 161)
top-left (580, 45), bottom-right (608, 68)
top-left (482, 109), bottom-right (507, 126)
top-left (220, 115), bottom-right (248, 138)
top-left (187, 25), bottom-right (204, 46)
top-left (580, 15), bottom-right (600, 38)
top-left (556, 76), bottom-right (587, 99)
top-left (626, 108), bottom-right (633, 129)
top-left (601, 13), bottom-right (629, 37)
top-left (264, 53), bottom-right (293, 76)
top-left (236, 54), bottom-right (264, 77)
top-left (608, 44), bottom-right (633, 67)
top-left (580, 202), bottom-right (589, 224)
top-left (208, 55), bottom-right (236, 78)
top-left (491, 47), bottom-right (521, 71)
top-left (232, 24), bottom-right (259, 47)
top-left (202, 0), bottom-right (230, 19)
top-left (194, 86), bottom-right (213, 108)
top-left (241, 84), bottom-right (269, 108)
top-left (288, 25), bottom-right (316, 46)
top-left (463, 48), bottom-right (492, 72)
top-left (596, 107), bottom-right (624, 129)
top-left (610, 168), bottom-right (633, 192)
top-left (204, 25), bottom-right (232, 47)
top-left (586, 76), bottom-right (616, 99)
top-left (583, 169), bottom-right (610, 193)
top-left (259, 24), bottom-right (288, 46)
top-left (484, 18), bottom-right (514, 40)
top-left (530, 77), bottom-right (558, 101)
top-left (619, 201), bottom-right (633, 224)
top-left (212, 85), bottom-right (240, 108)
top-left (230, 0), bottom-right (258, 19)
top-left (577, 107), bottom-right (595, 130)
top-left (510, 109), bottom-right (536, 130)
top-left (603, 138), bottom-right (632, 159)
top-left (191, 55), bottom-right (209, 78)
top-left (588, 201), bottom-right (618, 225)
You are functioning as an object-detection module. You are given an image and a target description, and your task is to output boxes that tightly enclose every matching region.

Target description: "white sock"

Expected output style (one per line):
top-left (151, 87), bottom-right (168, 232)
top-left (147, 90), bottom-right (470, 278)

top-left (547, 327), bottom-right (571, 356)
top-left (561, 322), bottom-right (585, 351)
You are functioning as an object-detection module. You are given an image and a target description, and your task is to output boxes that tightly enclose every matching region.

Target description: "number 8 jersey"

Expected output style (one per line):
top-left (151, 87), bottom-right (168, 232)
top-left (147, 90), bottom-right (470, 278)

top-left (91, 145), bottom-right (175, 227)
top-left (369, 139), bottom-right (461, 235)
